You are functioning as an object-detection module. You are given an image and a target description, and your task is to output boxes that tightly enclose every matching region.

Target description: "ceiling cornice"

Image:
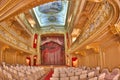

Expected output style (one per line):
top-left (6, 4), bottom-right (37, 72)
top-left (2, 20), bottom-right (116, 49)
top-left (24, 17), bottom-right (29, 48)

top-left (68, 0), bottom-right (117, 54)
top-left (108, 0), bottom-right (119, 25)
top-left (0, 0), bottom-right (54, 22)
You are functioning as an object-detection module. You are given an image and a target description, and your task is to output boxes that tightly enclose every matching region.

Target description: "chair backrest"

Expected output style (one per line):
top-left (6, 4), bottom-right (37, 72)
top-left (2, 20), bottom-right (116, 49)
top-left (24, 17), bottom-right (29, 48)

top-left (88, 77), bottom-right (97, 80)
top-left (75, 71), bottom-right (81, 76)
top-left (111, 68), bottom-right (120, 75)
top-left (7, 73), bottom-right (13, 79)
top-left (81, 70), bottom-right (87, 74)
top-left (70, 76), bottom-right (78, 80)
top-left (52, 73), bottom-right (59, 78)
top-left (88, 71), bottom-right (95, 78)
top-left (67, 72), bottom-right (74, 77)
top-left (98, 73), bottom-right (105, 80)
top-left (80, 73), bottom-right (87, 79)
top-left (50, 77), bottom-right (59, 80)
top-left (18, 72), bottom-right (24, 77)
top-left (86, 67), bottom-right (91, 71)
top-left (113, 74), bottom-right (120, 80)
top-left (101, 69), bottom-right (110, 75)
top-left (60, 77), bottom-right (69, 80)
top-left (96, 66), bottom-right (100, 71)
top-left (60, 73), bottom-right (67, 77)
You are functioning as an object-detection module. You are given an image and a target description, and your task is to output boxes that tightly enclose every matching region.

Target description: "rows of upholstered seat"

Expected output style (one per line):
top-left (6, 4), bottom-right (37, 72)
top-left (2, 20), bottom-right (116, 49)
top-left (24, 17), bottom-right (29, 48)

top-left (0, 63), bottom-right (46, 80)
top-left (50, 66), bottom-right (120, 80)
top-left (100, 68), bottom-right (120, 80)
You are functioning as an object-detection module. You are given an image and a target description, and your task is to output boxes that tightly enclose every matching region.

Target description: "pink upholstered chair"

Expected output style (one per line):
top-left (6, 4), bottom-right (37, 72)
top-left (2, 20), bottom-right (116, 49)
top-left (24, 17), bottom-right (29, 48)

top-left (52, 73), bottom-right (59, 78)
top-left (81, 70), bottom-right (87, 74)
top-left (50, 77), bottom-right (59, 80)
top-left (111, 68), bottom-right (120, 75)
top-left (88, 77), bottom-right (97, 80)
top-left (113, 74), bottom-right (120, 80)
top-left (98, 73), bottom-right (106, 80)
top-left (88, 71), bottom-right (95, 78)
top-left (79, 73), bottom-right (87, 80)
top-left (70, 76), bottom-right (79, 80)
top-left (60, 73), bottom-right (67, 77)
top-left (60, 77), bottom-right (69, 80)
top-left (101, 69), bottom-right (110, 75)
top-left (75, 71), bottom-right (81, 76)
top-left (67, 72), bottom-right (74, 77)
top-left (105, 68), bottom-right (120, 80)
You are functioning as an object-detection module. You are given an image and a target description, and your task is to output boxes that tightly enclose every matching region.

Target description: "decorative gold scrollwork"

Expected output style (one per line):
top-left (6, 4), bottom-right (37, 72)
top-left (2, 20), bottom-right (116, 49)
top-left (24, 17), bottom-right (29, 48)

top-left (80, 51), bottom-right (86, 56)
top-left (110, 24), bottom-right (120, 36)
top-left (115, 24), bottom-right (120, 34)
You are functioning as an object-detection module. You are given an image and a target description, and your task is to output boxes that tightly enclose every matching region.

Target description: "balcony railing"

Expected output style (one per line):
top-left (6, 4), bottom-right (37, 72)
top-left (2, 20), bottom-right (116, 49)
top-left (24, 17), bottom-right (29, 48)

top-left (69, 1), bottom-right (113, 53)
top-left (0, 26), bottom-right (35, 54)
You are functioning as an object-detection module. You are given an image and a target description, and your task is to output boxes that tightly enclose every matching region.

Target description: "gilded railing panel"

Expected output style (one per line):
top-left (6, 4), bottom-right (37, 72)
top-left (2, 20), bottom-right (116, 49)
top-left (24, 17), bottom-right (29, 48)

top-left (0, 26), bottom-right (36, 54)
top-left (68, 1), bottom-right (114, 53)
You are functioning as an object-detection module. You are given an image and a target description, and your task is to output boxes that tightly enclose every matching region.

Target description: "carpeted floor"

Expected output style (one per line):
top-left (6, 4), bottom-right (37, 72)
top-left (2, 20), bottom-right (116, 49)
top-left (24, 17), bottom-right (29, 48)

top-left (44, 69), bottom-right (54, 80)
top-left (38, 65), bottom-right (67, 80)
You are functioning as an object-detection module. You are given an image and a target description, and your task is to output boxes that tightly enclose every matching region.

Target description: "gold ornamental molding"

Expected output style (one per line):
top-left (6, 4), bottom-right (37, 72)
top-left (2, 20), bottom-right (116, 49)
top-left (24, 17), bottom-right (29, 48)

top-left (74, 51), bottom-right (86, 56)
top-left (88, 0), bottom-right (103, 2)
top-left (0, 25), bottom-right (36, 54)
top-left (1, 45), bottom-right (9, 51)
top-left (80, 51), bottom-right (86, 56)
top-left (108, 0), bottom-right (120, 36)
top-left (107, 0), bottom-right (119, 25)
top-left (86, 42), bottom-right (100, 53)
top-left (0, 0), bottom-right (54, 22)
top-left (0, 0), bottom-right (11, 11)
top-left (68, 0), bottom-right (120, 54)
top-left (68, 1), bottom-right (114, 54)
top-left (110, 24), bottom-right (120, 36)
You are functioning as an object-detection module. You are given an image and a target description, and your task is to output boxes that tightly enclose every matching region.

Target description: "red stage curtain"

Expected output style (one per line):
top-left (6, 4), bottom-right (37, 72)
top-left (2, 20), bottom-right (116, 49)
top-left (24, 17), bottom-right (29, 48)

top-left (41, 35), bottom-right (65, 65)
top-left (33, 33), bottom-right (38, 48)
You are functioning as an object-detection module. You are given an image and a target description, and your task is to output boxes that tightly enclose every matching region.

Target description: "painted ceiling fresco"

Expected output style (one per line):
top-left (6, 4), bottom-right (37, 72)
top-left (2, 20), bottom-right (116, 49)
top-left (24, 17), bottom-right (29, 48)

top-left (33, 0), bottom-right (68, 27)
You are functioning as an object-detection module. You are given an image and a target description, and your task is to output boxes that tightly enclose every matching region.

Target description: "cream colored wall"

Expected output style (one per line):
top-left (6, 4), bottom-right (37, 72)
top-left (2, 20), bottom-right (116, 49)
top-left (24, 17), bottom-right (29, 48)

top-left (79, 50), bottom-right (100, 67)
top-left (4, 51), bottom-right (14, 64)
top-left (0, 48), bottom-right (2, 63)
top-left (78, 35), bottom-right (120, 70)
top-left (16, 53), bottom-right (27, 65)
top-left (0, 46), bottom-right (28, 65)
top-left (101, 39), bottom-right (120, 70)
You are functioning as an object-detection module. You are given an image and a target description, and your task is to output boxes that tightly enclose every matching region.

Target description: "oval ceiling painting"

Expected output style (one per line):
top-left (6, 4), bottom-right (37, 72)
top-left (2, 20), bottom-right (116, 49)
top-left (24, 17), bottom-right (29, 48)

top-left (33, 0), bottom-right (68, 27)
top-left (39, 1), bottom-right (63, 14)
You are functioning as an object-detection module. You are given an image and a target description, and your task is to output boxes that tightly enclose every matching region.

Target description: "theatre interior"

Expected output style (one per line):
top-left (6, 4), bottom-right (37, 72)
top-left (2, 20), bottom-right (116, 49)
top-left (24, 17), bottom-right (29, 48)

top-left (0, 0), bottom-right (120, 80)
